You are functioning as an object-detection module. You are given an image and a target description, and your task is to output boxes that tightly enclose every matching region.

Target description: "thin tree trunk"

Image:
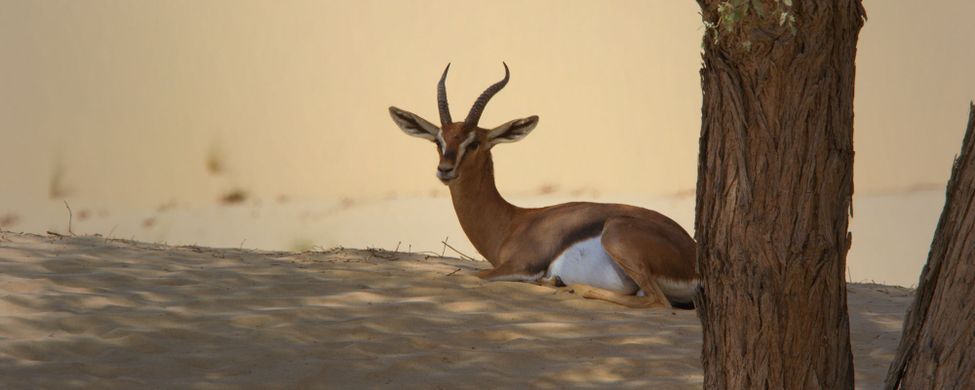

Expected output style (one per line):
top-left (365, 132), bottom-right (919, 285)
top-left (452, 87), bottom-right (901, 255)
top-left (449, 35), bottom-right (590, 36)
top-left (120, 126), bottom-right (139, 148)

top-left (884, 104), bottom-right (975, 389)
top-left (694, 1), bottom-right (865, 388)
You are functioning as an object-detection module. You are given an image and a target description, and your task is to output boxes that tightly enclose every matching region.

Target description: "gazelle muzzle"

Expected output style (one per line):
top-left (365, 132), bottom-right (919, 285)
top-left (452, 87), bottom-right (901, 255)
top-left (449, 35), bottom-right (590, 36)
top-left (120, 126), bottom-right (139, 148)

top-left (437, 161), bottom-right (456, 182)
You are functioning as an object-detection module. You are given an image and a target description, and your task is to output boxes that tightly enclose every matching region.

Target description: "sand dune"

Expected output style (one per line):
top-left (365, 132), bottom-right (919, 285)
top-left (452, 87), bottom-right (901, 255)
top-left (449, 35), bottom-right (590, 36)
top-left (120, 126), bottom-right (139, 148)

top-left (0, 232), bottom-right (911, 389)
top-left (2, 190), bottom-right (943, 288)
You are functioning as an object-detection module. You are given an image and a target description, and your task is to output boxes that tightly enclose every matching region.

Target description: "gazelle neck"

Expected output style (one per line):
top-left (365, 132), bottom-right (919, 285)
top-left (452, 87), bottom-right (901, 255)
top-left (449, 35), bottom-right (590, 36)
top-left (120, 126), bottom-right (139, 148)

top-left (447, 153), bottom-right (519, 265)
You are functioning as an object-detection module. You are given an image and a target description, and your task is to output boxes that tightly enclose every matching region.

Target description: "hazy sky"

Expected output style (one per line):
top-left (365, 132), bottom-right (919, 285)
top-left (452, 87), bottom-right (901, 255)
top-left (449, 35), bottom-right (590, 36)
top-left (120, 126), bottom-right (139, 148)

top-left (1, 0), bottom-right (973, 208)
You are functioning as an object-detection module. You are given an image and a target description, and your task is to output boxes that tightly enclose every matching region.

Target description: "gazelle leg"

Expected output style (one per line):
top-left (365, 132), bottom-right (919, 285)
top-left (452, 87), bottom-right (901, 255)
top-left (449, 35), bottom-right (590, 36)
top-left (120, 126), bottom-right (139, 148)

top-left (475, 261), bottom-right (544, 282)
top-left (569, 284), bottom-right (669, 309)
top-left (537, 275), bottom-right (565, 288)
top-left (600, 217), bottom-right (681, 310)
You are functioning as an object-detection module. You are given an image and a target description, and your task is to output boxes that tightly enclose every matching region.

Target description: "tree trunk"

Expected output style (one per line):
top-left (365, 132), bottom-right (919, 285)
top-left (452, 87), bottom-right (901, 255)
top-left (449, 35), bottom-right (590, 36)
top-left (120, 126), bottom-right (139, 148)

top-left (884, 104), bottom-right (975, 389)
top-left (693, 1), bottom-right (865, 389)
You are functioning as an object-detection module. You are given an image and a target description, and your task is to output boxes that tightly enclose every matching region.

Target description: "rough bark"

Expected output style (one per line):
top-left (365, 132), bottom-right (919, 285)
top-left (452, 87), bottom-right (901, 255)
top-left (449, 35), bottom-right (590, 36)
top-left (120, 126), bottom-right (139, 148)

top-left (884, 104), bottom-right (975, 389)
top-left (693, 1), bottom-right (865, 389)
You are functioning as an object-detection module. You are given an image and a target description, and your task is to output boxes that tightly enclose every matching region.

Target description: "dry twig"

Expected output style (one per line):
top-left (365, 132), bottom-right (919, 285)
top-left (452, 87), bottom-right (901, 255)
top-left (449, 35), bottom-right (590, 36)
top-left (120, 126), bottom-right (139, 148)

top-left (63, 200), bottom-right (75, 236)
top-left (440, 240), bottom-right (476, 261)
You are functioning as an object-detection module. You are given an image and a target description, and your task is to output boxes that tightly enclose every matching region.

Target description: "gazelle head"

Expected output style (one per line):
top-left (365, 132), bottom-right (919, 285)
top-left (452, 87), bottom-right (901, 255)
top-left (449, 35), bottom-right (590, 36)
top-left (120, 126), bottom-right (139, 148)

top-left (390, 63), bottom-right (539, 184)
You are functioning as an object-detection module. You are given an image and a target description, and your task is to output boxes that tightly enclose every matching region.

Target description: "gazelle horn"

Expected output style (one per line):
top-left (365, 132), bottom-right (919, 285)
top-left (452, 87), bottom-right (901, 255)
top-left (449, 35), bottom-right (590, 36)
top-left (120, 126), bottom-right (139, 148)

top-left (437, 63), bottom-right (452, 125)
top-left (465, 62), bottom-right (510, 127)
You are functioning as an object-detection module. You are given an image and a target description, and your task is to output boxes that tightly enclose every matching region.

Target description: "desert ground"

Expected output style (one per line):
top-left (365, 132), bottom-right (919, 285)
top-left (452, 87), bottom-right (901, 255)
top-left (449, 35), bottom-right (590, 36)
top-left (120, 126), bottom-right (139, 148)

top-left (0, 231), bottom-right (912, 389)
top-left (1, 190), bottom-right (943, 289)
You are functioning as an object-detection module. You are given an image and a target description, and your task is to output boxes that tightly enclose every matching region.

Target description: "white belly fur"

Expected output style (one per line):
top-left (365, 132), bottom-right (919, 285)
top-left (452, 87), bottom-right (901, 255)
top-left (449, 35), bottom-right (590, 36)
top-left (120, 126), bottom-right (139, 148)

top-left (545, 236), bottom-right (639, 294)
top-left (545, 235), bottom-right (700, 302)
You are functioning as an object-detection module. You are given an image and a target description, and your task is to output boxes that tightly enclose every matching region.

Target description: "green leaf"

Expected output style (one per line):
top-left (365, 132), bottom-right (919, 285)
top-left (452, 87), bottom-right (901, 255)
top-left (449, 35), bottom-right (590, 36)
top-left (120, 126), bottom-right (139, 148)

top-left (783, 0), bottom-right (793, 6)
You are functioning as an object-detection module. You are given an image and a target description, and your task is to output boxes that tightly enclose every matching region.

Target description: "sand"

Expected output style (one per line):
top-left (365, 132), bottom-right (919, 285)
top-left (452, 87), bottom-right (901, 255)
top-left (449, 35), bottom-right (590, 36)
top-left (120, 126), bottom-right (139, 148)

top-left (1, 190), bottom-right (943, 288)
top-left (0, 231), bottom-right (913, 389)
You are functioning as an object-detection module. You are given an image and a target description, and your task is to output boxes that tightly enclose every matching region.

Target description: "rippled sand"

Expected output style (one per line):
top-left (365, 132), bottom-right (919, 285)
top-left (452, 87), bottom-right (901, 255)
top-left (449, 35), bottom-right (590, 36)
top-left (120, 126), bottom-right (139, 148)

top-left (0, 232), bottom-right (912, 389)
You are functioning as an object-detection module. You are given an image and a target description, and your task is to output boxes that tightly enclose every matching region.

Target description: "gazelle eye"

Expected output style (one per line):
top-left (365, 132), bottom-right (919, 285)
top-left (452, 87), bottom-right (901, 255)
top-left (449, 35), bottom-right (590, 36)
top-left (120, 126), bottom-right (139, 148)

top-left (468, 140), bottom-right (480, 150)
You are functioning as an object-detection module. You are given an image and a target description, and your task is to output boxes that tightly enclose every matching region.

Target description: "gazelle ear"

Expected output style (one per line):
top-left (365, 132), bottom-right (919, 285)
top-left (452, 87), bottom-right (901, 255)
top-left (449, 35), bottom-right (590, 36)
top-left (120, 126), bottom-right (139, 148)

top-left (487, 116), bottom-right (539, 145)
top-left (389, 106), bottom-right (440, 141)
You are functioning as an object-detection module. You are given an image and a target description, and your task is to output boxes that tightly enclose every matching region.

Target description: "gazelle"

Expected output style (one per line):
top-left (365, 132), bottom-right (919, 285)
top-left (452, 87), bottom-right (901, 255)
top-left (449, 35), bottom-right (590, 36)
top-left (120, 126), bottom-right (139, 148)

top-left (389, 63), bottom-right (698, 309)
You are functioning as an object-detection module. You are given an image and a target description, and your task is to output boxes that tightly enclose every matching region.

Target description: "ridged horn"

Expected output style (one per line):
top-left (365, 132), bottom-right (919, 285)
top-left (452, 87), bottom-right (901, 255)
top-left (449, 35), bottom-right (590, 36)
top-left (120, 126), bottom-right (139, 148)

top-left (465, 62), bottom-right (509, 127)
top-left (437, 63), bottom-right (452, 125)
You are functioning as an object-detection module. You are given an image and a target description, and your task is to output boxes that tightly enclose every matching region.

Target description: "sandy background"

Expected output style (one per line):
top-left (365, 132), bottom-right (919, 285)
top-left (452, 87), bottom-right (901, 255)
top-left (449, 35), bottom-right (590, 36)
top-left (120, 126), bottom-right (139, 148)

top-left (0, 232), bottom-right (912, 389)
top-left (2, 190), bottom-right (945, 288)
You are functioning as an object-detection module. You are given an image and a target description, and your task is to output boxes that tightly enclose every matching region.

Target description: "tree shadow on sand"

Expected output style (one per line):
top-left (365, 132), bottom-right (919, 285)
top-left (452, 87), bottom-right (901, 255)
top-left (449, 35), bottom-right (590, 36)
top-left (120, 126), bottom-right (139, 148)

top-left (846, 283), bottom-right (915, 389)
top-left (0, 233), bottom-right (704, 389)
top-left (0, 233), bottom-right (909, 389)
